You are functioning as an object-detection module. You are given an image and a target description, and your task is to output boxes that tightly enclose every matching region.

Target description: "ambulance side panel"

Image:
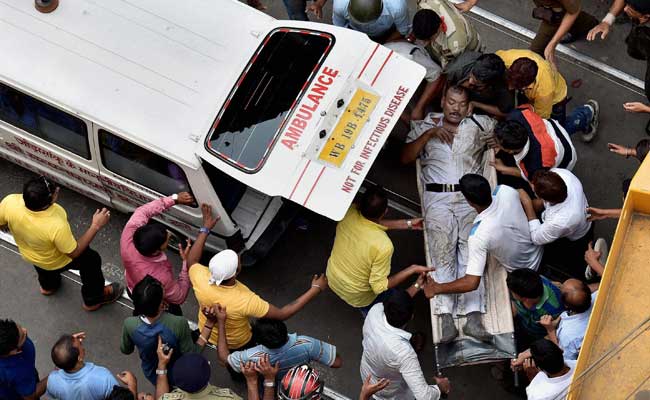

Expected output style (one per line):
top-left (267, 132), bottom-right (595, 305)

top-left (0, 81), bottom-right (111, 208)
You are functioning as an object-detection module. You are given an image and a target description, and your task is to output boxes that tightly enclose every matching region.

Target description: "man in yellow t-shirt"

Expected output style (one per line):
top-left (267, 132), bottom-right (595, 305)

top-left (0, 176), bottom-right (123, 311)
top-left (185, 204), bottom-right (327, 379)
top-left (497, 49), bottom-right (599, 143)
top-left (326, 186), bottom-right (433, 316)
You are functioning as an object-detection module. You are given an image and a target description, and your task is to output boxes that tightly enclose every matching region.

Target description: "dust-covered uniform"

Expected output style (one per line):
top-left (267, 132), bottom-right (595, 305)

top-left (407, 112), bottom-right (496, 316)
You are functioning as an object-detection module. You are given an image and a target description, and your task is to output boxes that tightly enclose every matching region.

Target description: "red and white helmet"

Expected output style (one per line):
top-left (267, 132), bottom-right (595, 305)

top-left (278, 365), bottom-right (324, 400)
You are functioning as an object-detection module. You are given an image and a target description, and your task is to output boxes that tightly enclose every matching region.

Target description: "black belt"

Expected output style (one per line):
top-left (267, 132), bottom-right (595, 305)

top-left (425, 183), bottom-right (461, 192)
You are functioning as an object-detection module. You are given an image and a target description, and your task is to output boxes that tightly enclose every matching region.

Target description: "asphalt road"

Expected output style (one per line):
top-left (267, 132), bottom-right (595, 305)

top-left (0, 1), bottom-right (647, 399)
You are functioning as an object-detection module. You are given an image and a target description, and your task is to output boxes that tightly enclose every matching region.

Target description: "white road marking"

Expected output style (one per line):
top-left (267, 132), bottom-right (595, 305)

top-left (0, 232), bottom-right (352, 400)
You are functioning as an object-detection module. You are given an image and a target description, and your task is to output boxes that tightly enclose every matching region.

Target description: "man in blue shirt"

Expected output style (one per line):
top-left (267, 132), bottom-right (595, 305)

top-left (47, 332), bottom-right (118, 400)
top-left (332, 0), bottom-right (411, 43)
top-left (215, 309), bottom-right (342, 383)
top-left (0, 319), bottom-right (47, 400)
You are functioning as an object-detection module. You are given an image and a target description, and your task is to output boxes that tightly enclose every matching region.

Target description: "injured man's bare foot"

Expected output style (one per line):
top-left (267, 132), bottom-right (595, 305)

top-left (463, 312), bottom-right (491, 342)
top-left (439, 313), bottom-right (458, 343)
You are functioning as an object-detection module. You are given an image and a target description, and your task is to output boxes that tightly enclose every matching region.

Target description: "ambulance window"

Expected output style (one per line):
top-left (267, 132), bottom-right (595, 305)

top-left (0, 82), bottom-right (90, 159)
top-left (98, 129), bottom-right (194, 200)
top-left (206, 29), bottom-right (333, 172)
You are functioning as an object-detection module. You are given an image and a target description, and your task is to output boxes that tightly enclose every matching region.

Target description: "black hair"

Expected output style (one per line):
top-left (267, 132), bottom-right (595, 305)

top-left (626, 26), bottom-right (650, 61)
top-left (106, 386), bottom-right (135, 400)
top-left (23, 176), bottom-right (56, 211)
top-left (132, 275), bottom-right (164, 317)
top-left (0, 319), bottom-right (19, 356)
top-left (561, 280), bottom-right (592, 314)
top-left (622, 178), bottom-right (632, 198)
top-left (51, 334), bottom-right (80, 371)
top-left (471, 54), bottom-right (506, 85)
top-left (444, 84), bottom-right (469, 99)
top-left (459, 174), bottom-right (492, 207)
top-left (530, 338), bottom-right (565, 375)
top-left (506, 269), bottom-right (543, 299)
top-left (495, 120), bottom-right (529, 151)
top-left (531, 170), bottom-right (568, 204)
top-left (133, 222), bottom-right (168, 256)
top-left (252, 319), bottom-right (289, 349)
top-left (508, 58), bottom-right (538, 89)
top-left (383, 290), bottom-right (414, 328)
top-left (636, 139), bottom-right (650, 163)
top-left (359, 185), bottom-right (388, 220)
top-left (412, 9), bottom-right (442, 40)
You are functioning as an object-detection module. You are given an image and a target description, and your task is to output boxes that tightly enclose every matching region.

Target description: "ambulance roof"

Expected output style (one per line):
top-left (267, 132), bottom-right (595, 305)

top-left (0, 0), bottom-right (274, 167)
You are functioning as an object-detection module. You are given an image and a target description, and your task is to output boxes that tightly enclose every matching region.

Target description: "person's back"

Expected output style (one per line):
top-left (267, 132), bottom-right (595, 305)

top-left (504, 108), bottom-right (576, 180)
top-left (122, 313), bottom-right (198, 384)
top-left (470, 185), bottom-right (543, 271)
top-left (47, 334), bottom-right (118, 400)
top-left (47, 362), bottom-right (117, 400)
top-left (415, 0), bottom-right (481, 66)
top-left (121, 275), bottom-right (200, 384)
top-left (556, 280), bottom-right (596, 360)
top-left (226, 319), bottom-right (340, 381)
top-left (0, 320), bottom-right (41, 400)
top-left (540, 168), bottom-right (590, 241)
top-left (190, 270), bottom-right (268, 349)
top-left (326, 205), bottom-right (394, 308)
top-left (496, 49), bottom-right (566, 118)
top-left (526, 339), bottom-right (576, 400)
top-left (360, 295), bottom-right (444, 399)
top-left (0, 193), bottom-right (75, 269)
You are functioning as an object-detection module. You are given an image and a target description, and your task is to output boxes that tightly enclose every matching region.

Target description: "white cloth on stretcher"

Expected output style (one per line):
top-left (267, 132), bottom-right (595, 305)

top-left (407, 112), bottom-right (497, 317)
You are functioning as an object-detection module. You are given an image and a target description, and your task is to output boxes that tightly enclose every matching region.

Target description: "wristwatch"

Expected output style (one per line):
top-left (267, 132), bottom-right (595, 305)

top-left (199, 227), bottom-right (210, 234)
top-left (407, 219), bottom-right (413, 230)
top-left (171, 193), bottom-right (179, 202)
top-left (263, 380), bottom-right (276, 388)
top-left (156, 369), bottom-right (167, 375)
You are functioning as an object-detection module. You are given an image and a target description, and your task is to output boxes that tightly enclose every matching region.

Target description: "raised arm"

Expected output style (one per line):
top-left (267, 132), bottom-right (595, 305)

top-left (66, 208), bottom-right (110, 259)
top-left (263, 274), bottom-right (326, 320)
top-left (186, 204), bottom-right (220, 269)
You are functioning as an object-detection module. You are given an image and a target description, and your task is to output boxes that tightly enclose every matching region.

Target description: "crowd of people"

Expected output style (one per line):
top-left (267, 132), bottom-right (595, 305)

top-left (1, 0), bottom-right (650, 399)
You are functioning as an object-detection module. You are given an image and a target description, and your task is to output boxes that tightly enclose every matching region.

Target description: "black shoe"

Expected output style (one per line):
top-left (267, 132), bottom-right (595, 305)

top-left (83, 282), bottom-right (124, 311)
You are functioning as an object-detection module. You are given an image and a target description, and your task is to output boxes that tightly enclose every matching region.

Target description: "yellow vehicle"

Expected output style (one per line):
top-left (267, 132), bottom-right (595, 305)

top-left (569, 157), bottom-right (650, 398)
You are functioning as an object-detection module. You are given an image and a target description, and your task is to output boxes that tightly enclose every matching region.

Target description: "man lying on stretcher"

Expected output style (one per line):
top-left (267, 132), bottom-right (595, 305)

top-left (401, 85), bottom-right (498, 343)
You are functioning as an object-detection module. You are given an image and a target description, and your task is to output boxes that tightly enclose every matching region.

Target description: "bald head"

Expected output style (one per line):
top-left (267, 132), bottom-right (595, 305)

top-left (51, 335), bottom-right (81, 372)
top-left (560, 279), bottom-right (591, 314)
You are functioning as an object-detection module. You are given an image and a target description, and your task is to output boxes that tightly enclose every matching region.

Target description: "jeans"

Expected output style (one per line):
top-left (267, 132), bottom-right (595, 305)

top-left (33, 248), bottom-right (105, 305)
top-left (282, 0), bottom-right (308, 20)
top-left (551, 101), bottom-right (593, 135)
top-left (357, 288), bottom-right (397, 318)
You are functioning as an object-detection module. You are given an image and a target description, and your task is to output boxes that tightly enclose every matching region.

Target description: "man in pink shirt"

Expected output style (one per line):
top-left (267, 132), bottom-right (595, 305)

top-left (120, 192), bottom-right (196, 315)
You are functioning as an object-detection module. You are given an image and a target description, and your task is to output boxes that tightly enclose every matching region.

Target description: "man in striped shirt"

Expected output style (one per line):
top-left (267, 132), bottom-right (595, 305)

top-left (493, 106), bottom-right (576, 182)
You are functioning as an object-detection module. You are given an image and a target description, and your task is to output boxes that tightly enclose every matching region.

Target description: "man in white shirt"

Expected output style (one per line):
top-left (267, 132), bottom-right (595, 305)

top-left (360, 290), bottom-right (451, 399)
top-left (422, 175), bottom-right (543, 321)
top-left (518, 168), bottom-right (592, 279)
top-left (547, 279), bottom-right (596, 360)
top-left (401, 85), bottom-right (497, 343)
top-left (524, 339), bottom-right (576, 400)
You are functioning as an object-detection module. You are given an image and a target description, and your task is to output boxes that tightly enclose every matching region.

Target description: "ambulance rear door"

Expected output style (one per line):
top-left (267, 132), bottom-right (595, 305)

top-left (197, 23), bottom-right (425, 221)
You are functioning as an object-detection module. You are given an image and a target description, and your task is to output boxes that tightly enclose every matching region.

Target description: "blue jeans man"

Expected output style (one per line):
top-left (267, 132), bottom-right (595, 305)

top-left (551, 99), bottom-right (599, 142)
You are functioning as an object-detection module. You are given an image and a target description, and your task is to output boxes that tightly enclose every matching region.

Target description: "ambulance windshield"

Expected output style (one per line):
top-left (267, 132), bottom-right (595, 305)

top-left (205, 29), bottom-right (333, 172)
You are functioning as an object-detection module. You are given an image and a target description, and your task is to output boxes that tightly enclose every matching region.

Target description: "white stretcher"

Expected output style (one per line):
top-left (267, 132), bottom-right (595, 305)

top-left (416, 150), bottom-right (517, 369)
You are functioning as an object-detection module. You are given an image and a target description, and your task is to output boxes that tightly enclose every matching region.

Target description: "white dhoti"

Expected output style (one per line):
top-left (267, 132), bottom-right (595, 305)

top-left (424, 190), bottom-right (485, 316)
